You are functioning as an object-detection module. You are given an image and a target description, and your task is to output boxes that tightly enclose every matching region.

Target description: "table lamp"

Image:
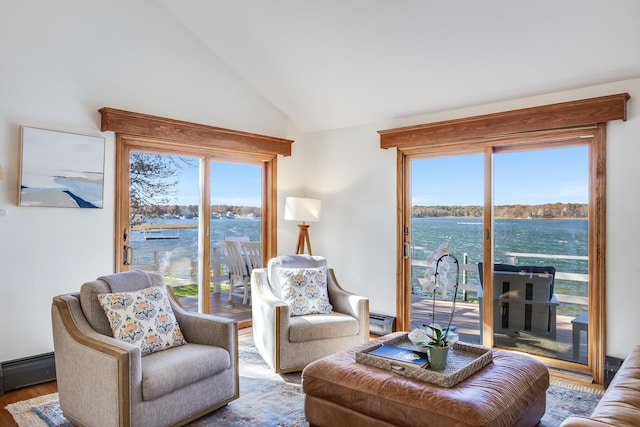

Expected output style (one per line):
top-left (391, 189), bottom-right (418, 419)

top-left (284, 197), bottom-right (321, 255)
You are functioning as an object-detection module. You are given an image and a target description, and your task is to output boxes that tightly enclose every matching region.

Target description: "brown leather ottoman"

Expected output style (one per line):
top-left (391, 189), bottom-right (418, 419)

top-left (302, 332), bottom-right (549, 427)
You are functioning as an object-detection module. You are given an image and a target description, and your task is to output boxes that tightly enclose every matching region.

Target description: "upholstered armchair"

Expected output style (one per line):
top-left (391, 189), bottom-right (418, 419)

top-left (51, 270), bottom-right (238, 427)
top-left (251, 255), bottom-right (369, 373)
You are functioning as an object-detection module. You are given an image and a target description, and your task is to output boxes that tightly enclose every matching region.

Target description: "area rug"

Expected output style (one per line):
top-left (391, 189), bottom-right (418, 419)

top-left (6, 334), bottom-right (603, 427)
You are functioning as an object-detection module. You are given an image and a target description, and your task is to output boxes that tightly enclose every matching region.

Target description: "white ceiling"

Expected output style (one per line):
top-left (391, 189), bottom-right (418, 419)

top-left (159, 1), bottom-right (640, 133)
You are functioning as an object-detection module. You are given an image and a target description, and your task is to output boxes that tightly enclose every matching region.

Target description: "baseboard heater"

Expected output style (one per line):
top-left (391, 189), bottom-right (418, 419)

top-left (0, 352), bottom-right (56, 395)
top-left (369, 312), bottom-right (396, 336)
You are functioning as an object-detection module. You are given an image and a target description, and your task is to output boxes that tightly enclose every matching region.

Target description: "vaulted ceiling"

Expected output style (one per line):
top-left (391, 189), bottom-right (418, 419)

top-left (159, 1), bottom-right (640, 133)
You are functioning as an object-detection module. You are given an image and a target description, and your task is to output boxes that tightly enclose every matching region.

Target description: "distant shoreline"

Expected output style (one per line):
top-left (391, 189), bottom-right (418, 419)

top-left (412, 203), bottom-right (588, 220)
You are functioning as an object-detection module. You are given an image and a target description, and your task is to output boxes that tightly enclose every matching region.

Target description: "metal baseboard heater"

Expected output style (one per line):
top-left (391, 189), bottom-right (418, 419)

top-left (369, 312), bottom-right (396, 336)
top-left (0, 352), bottom-right (56, 395)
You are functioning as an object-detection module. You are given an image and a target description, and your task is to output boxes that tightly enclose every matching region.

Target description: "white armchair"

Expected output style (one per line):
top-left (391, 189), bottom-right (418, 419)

top-left (251, 255), bottom-right (369, 373)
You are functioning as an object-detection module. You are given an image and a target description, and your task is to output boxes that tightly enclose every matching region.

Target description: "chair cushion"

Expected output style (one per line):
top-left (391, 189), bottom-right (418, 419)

top-left (141, 343), bottom-right (231, 401)
top-left (289, 312), bottom-right (359, 343)
top-left (98, 285), bottom-right (187, 355)
top-left (278, 266), bottom-right (334, 316)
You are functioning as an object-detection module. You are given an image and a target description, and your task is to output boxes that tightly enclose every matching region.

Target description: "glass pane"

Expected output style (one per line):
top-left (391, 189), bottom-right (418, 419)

top-left (410, 154), bottom-right (484, 345)
top-left (209, 161), bottom-right (262, 322)
top-left (128, 152), bottom-right (201, 311)
top-left (493, 146), bottom-right (589, 364)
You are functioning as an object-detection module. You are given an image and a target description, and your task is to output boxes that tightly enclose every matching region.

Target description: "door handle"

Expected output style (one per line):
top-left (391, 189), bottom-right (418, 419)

top-left (123, 246), bottom-right (133, 265)
top-left (403, 242), bottom-right (410, 260)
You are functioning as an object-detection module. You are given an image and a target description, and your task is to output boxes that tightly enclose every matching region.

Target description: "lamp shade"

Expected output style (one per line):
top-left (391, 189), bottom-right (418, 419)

top-left (284, 197), bottom-right (321, 222)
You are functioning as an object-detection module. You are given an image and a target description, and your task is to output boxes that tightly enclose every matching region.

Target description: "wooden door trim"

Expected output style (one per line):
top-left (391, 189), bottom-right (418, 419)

top-left (379, 93), bottom-right (628, 150)
top-left (100, 107), bottom-right (293, 157)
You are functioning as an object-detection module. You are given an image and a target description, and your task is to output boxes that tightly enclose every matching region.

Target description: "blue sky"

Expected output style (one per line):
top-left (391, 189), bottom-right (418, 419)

top-left (165, 145), bottom-right (588, 207)
top-left (412, 146), bottom-right (589, 206)
top-left (173, 160), bottom-right (262, 207)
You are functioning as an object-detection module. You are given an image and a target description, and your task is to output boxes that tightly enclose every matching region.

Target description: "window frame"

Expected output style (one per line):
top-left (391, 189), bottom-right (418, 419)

top-left (101, 108), bottom-right (291, 323)
top-left (379, 93), bottom-right (629, 383)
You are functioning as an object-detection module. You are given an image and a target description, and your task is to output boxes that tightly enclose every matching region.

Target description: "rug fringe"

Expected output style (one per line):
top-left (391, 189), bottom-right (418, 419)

top-left (4, 393), bottom-right (59, 427)
top-left (550, 379), bottom-right (605, 395)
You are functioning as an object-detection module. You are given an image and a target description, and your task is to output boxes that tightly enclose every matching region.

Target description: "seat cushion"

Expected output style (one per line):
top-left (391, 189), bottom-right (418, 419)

top-left (289, 312), bottom-right (359, 343)
top-left (142, 343), bottom-right (231, 401)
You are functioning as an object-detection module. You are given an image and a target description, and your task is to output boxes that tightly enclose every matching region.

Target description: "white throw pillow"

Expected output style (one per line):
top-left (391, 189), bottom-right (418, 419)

top-left (277, 266), bottom-right (333, 316)
top-left (98, 285), bottom-right (187, 355)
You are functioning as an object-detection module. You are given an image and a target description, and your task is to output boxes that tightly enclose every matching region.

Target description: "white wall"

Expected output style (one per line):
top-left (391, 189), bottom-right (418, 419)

top-left (285, 78), bottom-right (640, 359)
top-left (0, 0), bottom-right (289, 362)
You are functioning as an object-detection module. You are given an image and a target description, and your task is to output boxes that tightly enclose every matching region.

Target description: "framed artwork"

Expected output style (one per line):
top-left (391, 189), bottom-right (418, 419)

top-left (19, 126), bottom-right (105, 208)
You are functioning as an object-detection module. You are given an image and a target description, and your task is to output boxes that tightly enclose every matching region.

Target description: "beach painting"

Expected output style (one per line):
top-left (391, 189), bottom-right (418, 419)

top-left (19, 127), bottom-right (105, 208)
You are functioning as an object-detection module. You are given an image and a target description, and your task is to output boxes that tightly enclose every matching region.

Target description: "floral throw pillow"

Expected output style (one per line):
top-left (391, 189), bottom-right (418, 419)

top-left (98, 285), bottom-right (187, 356)
top-left (277, 266), bottom-right (333, 316)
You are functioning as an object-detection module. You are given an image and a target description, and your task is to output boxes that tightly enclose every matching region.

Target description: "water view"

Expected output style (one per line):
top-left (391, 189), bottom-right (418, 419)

top-left (411, 217), bottom-right (588, 316)
top-left (132, 216), bottom-right (588, 314)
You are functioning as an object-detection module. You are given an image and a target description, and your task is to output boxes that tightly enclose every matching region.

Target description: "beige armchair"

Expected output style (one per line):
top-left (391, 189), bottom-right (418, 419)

top-left (51, 270), bottom-right (238, 427)
top-left (251, 255), bottom-right (369, 373)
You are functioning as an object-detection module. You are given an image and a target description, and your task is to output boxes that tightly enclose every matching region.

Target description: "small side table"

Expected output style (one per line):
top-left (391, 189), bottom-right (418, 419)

top-left (571, 312), bottom-right (589, 361)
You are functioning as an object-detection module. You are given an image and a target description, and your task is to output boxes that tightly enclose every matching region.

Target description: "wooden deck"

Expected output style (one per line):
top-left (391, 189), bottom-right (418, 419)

top-left (177, 291), bottom-right (588, 365)
top-left (178, 290), bottom-right (252, 324)
top-left (410, 295), bottom-right (588, 365)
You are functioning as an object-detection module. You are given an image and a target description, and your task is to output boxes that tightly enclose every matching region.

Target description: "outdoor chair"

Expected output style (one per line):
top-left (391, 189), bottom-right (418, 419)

top-left (219, 240), bottom-right (251, 304)
top-left (251, 255), bottom-right (369, 373)
top-left (51, 270), bottom-right (238, 427)
top-left (478, 263), bottom-right (558, 339)
top-left (241, 241), bottom-right (263, 273)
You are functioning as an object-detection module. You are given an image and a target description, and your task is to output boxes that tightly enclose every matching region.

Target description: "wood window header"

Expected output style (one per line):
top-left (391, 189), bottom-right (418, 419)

top-left (379, 93), bottom-right (630, 150)
top-left (100, 107), bottom-right (293, 157)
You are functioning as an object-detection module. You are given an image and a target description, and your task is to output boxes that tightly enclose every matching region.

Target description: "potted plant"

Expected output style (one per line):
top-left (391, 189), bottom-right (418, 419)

top-left (409, 241), bottom-right (460, 370)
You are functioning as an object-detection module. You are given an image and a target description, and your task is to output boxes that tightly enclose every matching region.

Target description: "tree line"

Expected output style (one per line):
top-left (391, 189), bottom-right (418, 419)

top-left (134, 204), bottom-right (262, 219)
top-left (413, 203), bottom-right (588, 219)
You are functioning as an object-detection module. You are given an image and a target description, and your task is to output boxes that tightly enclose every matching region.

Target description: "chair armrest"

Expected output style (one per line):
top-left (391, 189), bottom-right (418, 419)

top-left (327, 268), bottom-right (368, 320)
top-left (52, 294), bottom-right (141, 426)
top-left (52, 294), bottom-right (141, 358)
top-left (251, 268), bottom-right (290, 322)
top-left (251, 269), bottom-right (290, 369)
top-left (170, 301), bottom-right (237, 353)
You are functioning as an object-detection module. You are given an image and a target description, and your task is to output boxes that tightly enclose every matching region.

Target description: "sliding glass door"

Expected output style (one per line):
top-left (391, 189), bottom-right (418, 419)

top-left (493, 146), bottom-right (589, 364)
top-left (409, 154), bottom-right (484, 345)
top-left (127, 151), bottom-right (204, 311)
top-left (116, 138), bottom-right (274, 327)
top-left (209, 161), bottom-right (263, 311)
top-left (406, 143), bottom-right (590, 365)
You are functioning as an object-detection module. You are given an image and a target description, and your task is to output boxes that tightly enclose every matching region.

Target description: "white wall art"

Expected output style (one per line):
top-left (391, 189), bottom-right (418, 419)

top-left (19, 126), bottom-right (105, 208)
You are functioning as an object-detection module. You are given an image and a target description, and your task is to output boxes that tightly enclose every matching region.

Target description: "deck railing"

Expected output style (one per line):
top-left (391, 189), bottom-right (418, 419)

top-left (411, 245), bottom-right (589, 308)
top-left (130, 245), bottom-right (227, 291)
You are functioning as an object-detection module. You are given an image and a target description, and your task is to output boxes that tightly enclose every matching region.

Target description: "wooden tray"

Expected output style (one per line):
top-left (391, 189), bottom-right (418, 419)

top-left (355, 333), bottom-right (493, 388)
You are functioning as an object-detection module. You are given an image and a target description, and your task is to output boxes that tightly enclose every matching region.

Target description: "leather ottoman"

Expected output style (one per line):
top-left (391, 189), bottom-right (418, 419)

top-left (302, 332), bottom-right (549, 427)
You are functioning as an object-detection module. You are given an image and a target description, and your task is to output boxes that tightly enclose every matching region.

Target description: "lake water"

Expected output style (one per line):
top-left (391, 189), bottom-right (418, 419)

top-left (411, 217), bottom-right (589, 310)
top-left (131, 216), bottom-right (588, 303)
